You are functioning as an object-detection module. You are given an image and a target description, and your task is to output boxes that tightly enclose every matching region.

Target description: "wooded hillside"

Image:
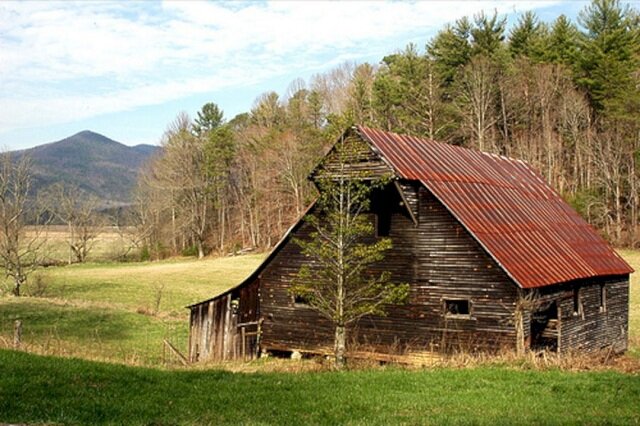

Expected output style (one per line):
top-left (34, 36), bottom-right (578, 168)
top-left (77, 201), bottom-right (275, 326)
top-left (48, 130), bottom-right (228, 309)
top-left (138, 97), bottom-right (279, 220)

top-left (136, 0), bottom-right (640, 259)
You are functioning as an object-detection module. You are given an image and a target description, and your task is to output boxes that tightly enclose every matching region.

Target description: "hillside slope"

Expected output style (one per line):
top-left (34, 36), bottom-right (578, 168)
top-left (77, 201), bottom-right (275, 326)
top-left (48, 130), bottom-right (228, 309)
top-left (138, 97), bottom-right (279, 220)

top-left (15, 131), bottom-right (159, 205)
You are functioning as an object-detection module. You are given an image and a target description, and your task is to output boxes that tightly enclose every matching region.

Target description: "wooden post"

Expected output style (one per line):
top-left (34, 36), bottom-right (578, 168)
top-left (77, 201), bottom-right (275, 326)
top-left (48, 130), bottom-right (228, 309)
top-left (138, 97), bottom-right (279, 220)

top-left (241, 326), bottom-right (246, 360)
top-left (14, 320), bottom-right (22, 349)
top-left (256, 318), bottom-right (263, 359)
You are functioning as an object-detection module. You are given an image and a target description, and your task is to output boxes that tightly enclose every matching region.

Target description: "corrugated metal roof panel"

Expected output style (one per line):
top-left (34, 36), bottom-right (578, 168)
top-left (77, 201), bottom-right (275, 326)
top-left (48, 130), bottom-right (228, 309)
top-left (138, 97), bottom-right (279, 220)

top-left (356, 126), bottom-right (633, 289)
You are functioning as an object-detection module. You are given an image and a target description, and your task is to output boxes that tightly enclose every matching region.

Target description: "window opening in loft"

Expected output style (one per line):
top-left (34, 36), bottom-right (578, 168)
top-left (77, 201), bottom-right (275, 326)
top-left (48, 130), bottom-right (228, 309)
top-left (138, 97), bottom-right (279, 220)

top-left (294, 294), bottom-right (311, 306)
top-left (376, 210), bottom-right (391, 237)
top-left (599, 284), bottom-right (607, 312)
top-left (573, 288), bottom-right (583, 318)
top-left (444, 299), bottom-right (470, 317)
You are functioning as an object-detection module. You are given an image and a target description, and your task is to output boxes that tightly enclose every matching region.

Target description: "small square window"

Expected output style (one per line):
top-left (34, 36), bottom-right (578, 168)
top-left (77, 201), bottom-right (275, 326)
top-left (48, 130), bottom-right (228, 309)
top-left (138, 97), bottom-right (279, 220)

top-left (444, 299), bottom-right (470, 316)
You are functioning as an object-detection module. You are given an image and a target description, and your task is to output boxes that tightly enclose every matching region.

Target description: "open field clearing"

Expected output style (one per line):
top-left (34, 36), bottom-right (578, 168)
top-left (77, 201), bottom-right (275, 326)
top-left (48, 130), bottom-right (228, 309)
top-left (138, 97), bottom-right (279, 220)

top-left (0, 250), bottom-right (637, 425)
top-left (1, 349), bottom-right (639, 425)
top-left (32, 226), bottom-right (137, 264)
top-left (0, 254), bottom-right (265, 365)
top-left (36, 253), bottom-right (266, 313)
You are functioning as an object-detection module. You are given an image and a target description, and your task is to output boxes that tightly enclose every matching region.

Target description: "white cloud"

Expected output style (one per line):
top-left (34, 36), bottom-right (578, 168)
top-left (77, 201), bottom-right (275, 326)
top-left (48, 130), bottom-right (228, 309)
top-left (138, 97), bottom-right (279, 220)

top-left (0, 0), bottom-right (561, 133)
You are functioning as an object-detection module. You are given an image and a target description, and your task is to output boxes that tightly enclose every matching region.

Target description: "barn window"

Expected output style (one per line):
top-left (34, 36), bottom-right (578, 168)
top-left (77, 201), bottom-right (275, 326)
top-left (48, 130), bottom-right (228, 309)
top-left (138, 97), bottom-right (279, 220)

top-left (444, 299), bottom-right (471, 317)
top-left (376, 211), bottom-right (391, 237)
top-left (599, 284), bottom-right (607, 313)
top-left (293, 294), bottom-right (310, 307)
top-left (573, 288), bottom-right (583, 318)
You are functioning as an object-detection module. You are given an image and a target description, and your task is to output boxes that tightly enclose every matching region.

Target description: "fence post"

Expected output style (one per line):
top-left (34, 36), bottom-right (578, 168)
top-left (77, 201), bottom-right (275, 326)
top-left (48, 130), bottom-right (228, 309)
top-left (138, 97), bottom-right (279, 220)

top-left (14, 319), bottom-right (22, 349)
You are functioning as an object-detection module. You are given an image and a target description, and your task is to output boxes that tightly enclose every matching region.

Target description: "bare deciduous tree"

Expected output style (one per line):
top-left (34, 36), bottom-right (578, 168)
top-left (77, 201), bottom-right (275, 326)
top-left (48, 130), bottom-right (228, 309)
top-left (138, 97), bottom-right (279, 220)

top-left (456, 55), bottom-right (499, 152)
top-left (0, 153), bottom-right (45, 296)
top-left (46, 183), bottom-right (104, 264)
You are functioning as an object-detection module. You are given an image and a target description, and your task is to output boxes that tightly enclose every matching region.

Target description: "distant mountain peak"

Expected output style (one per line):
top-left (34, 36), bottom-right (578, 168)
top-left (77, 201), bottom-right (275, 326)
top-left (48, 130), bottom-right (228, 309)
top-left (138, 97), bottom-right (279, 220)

top-left (76, 130), bottom-right (99, 137)
top-left (14, 131), bottom-right (160, 204)
top-left (61, 130), bottom-right (119, 145)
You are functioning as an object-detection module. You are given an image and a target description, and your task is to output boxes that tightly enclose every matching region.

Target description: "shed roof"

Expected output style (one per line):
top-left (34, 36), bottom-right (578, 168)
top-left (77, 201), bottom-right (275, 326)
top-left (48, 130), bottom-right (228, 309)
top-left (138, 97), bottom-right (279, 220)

top-left (356, 126), bottom-right (633, 289)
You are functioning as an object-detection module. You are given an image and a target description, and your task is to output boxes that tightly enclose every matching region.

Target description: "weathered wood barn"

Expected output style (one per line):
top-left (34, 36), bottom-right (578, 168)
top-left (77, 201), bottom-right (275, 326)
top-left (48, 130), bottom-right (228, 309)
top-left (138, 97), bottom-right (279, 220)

top-left (188, 126), bottom-right (633, 362)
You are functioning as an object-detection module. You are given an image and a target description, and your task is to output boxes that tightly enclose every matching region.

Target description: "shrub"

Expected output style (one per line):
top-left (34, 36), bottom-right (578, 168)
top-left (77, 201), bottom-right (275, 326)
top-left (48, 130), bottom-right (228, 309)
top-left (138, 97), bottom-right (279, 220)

top-left (181, 245), bottom-right (198, 258)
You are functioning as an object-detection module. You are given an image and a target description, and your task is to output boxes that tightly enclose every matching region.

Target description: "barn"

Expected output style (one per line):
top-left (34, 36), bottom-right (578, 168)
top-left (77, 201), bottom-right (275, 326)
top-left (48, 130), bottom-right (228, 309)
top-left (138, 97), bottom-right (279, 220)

top-left (187, 126), bottom-right (633, 363)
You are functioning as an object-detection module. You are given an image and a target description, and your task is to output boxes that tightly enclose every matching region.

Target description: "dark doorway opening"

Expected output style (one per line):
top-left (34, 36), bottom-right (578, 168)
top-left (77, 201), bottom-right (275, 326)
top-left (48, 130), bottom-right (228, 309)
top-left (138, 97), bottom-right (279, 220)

top-left (530, 302), bottom-right (558, 351)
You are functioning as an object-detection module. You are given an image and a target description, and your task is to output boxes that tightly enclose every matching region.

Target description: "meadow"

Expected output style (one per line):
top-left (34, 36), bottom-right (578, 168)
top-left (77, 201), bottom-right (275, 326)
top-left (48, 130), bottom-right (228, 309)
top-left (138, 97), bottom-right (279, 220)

top-left (0, 228), bottom-right (265, 365)
top-left (2, 349), bottom-right (640, 425)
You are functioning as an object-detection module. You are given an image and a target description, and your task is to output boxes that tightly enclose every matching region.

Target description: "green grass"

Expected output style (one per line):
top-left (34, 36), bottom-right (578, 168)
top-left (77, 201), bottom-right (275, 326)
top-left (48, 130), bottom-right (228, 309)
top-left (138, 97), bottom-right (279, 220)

top-left (39, 254), bottom-right (265, 313)
top-left (0, 298), bottom-right (186, 364)
top-left (0, 254), bottom-right (265, 365)
top-left (1, 350), bottom-right (639, 425)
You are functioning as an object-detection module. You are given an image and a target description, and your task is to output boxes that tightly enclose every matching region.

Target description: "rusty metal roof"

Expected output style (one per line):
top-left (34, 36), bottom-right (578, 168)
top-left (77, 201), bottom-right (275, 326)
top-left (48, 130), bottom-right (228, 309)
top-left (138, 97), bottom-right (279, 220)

top-left (357, 126), bottom-right (633, 289)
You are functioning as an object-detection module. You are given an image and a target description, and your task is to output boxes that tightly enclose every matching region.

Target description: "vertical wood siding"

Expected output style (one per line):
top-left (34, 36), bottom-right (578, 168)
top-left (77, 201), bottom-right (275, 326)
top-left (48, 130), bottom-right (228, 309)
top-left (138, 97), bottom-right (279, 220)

top-left (188, 279), bottom-right (260, 362)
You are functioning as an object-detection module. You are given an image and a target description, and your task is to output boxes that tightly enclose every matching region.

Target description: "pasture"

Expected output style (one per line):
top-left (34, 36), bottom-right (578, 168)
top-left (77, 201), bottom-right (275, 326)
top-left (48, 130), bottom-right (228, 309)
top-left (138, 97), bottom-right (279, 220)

top-left (1, 349), bottom-right (640, 425)
top-left (0, 254), bottom-right (265, 365)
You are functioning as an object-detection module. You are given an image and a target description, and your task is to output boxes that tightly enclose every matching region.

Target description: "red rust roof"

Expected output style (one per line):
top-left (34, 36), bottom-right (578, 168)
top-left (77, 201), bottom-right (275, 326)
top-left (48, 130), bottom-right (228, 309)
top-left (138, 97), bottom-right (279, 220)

top-left (356, 126), bottom-right (633, 289)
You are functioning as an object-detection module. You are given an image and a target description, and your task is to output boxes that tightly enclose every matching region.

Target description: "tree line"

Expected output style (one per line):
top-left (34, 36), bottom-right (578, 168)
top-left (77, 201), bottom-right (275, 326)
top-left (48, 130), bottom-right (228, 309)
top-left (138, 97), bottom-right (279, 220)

top-left (134, 0), bottom-right (640, 259)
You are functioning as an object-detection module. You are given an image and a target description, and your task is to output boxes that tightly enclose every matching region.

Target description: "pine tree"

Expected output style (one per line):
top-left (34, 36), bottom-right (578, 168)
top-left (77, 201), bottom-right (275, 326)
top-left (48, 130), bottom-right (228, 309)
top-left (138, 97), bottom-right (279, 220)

top-left (578, 0), bottom-right (640, 118)
top-left (427, 17), bottom-right (472, 86)
top-left (509, 11), bottom-right (547, 60)
top-left (543, 15), bottom-right (580, 65)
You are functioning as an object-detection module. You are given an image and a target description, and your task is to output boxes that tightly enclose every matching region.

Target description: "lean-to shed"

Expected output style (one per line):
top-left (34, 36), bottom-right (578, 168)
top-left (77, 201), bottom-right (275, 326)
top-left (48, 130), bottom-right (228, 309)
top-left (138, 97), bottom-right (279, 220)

top-left (188, 126), bottom-right (633, 362)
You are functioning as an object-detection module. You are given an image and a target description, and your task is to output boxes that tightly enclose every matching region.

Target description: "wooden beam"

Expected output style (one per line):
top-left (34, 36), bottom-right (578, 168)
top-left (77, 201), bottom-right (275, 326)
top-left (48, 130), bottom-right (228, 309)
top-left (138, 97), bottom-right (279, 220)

top-left (394, 180), bottom-right (418, 226)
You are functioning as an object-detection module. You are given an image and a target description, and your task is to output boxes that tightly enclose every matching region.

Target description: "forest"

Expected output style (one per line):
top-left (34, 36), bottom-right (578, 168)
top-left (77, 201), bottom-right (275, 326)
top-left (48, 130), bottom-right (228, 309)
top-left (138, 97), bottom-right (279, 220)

top-left (134, 0), bottom-right (640, 259)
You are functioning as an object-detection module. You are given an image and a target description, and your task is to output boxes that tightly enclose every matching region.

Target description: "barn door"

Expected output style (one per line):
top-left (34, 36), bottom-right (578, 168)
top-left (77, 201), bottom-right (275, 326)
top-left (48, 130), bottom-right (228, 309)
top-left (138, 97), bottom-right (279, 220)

top-left (232, 278), bottom-right (261, 360)
top-left (530, 302), bottom-right (559, 351)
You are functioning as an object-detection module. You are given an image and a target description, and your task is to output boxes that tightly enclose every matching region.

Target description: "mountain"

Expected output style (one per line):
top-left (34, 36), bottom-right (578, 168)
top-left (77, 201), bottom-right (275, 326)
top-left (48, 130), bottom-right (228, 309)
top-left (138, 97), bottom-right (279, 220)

top-left (15, 131), bottom-right (160, 205)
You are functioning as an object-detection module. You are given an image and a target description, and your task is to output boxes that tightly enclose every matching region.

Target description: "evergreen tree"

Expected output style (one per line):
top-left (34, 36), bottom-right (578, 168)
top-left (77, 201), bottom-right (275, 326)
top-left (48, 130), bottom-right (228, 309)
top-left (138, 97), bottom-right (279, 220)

top-left (427, 17), bottom-right (472, 86)
top-left (193, 102), bottom-right (224, 136)
top-left (578, 0), bottom-right (640, 118)
top-left (543, 15), bottom-right (580, 65)
top-left (509, 11), bottom-right (547, 60)
top-left (471, 11), bottom-right (507, 57)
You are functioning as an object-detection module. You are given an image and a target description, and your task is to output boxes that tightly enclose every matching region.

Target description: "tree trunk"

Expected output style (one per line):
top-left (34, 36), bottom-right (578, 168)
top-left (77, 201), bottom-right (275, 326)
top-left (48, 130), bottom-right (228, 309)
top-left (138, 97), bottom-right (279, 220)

top-left (334, 324), bottom-right (346, 369)
top-left (12, 275), bottom-right (24, 297)
top-left (197, 239), bottom-right (204, 259)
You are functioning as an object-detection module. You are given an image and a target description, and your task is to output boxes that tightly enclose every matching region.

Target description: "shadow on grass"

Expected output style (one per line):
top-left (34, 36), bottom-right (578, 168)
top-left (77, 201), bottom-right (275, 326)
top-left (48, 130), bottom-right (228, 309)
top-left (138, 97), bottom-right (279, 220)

top-left (1, 299), bottom-right (140, 342)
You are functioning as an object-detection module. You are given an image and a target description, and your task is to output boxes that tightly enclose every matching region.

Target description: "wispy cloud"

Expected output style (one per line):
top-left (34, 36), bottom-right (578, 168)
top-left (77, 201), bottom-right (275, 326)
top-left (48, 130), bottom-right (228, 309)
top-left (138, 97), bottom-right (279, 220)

top-left (0, 1), bottom-right (559, 133)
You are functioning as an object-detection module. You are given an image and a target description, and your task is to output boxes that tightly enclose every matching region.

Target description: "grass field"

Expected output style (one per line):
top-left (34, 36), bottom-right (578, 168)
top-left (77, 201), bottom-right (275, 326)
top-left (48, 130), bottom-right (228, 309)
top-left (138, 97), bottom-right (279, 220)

top-left (35, 226), bottom-right (137, 264)
top-left (1, 349), bottom-right (639, 425)
top-left (0, 254), bottom-right (265, 365)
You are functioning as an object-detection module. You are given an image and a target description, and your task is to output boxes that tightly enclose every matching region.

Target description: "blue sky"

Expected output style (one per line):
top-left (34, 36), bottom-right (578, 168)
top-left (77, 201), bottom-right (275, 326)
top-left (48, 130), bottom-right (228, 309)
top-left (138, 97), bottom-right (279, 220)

top-left (0, 1), bottom-right (592, 149)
